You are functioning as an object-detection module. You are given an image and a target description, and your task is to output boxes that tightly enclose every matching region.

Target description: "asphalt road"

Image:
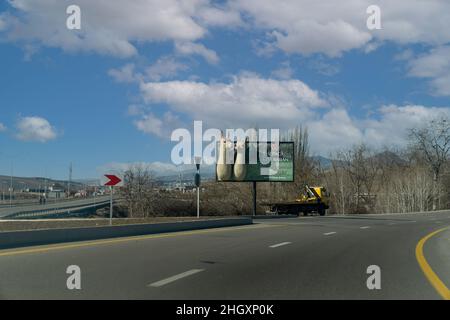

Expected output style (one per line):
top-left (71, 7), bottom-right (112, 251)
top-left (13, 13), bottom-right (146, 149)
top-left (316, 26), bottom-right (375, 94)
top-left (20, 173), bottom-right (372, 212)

top-left (0, 211), bottom-right (449, 300)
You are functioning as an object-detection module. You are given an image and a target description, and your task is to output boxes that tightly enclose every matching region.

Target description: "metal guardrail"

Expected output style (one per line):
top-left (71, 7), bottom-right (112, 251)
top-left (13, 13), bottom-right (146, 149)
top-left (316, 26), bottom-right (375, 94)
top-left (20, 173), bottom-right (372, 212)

top-left (4, 200), bottom-right (111, 219)
top-left (0, 196), bottom-right (110, 208)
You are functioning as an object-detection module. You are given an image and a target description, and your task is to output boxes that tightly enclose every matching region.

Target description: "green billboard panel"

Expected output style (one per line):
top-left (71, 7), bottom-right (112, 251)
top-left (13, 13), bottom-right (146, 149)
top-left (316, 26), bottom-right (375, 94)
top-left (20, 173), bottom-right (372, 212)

top-left (216, 142), bottom-right (294, 182)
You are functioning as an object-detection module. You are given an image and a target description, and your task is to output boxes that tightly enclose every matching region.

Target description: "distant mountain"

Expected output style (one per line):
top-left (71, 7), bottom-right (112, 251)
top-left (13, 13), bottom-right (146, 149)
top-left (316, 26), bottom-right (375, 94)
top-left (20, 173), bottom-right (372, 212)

top-left (309, 155), bottom-right (333, 169)
top-left (0, 175), bottom-right (84, 191)
top-left (154, 164), bottom-right (216, 182)
top-left (309, 151), bottom-right (407, 170)
top-left (369, 150), bottom-right (407, 166)
top-left (73, 178), bottom-right (101, 186)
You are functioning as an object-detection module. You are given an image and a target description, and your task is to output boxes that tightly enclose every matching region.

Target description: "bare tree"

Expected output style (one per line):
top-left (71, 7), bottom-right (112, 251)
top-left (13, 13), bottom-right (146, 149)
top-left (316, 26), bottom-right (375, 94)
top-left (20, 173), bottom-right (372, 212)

top-left (329, 158), bottom-right (347, 215)
top-left (409, 116), bottom-right (450, 210)
top-left (334, 144), bottom-right (379, 213)
top-left (122, 164), bottom-right (156, 217)
top-left (278, 126), bottom-right (318, 199)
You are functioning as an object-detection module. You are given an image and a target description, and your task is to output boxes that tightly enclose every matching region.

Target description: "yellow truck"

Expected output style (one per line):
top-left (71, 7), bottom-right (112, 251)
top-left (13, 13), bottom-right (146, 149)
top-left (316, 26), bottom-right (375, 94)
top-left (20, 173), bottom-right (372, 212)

top-left (267, 186), bottom-right (330, 216)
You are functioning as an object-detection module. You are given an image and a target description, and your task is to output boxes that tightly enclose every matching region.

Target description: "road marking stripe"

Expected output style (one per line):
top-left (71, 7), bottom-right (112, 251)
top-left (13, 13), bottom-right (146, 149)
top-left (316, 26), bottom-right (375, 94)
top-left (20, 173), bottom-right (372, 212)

top-left (269, 242), bottom-right (291, 248)
top-left (323, 232), bottom-right (336, 236)
top-left (415, 227), bottom-right (450, 300)
top-left (149, 269), bottom-right (204, 287)
top-left (0, 224), bottom-right (279, 258)
top-left (360, 226), bottom-right (370, 229)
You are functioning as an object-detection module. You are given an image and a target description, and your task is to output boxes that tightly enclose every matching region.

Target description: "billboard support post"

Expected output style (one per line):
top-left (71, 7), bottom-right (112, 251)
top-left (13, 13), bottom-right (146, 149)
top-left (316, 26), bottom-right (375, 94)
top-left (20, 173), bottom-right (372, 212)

top-left (252, 181), bottom-right (257, 216)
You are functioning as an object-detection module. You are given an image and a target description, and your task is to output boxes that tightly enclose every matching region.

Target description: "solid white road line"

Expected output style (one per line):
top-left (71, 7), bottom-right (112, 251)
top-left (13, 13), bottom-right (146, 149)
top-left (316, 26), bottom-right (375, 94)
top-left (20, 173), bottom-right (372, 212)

top-left (360, 226), bottom-right (370, 229)
top-left (269, 242), bottom-right (292, 248)
top-left (323, 232), bottom-right (337, 236)
top-left (149, 269), bottom-right (205, 287)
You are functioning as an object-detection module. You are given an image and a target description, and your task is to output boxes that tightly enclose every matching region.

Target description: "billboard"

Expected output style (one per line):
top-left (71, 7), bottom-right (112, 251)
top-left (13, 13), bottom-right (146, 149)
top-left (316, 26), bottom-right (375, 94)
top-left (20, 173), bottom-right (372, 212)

top-left (216, 141), bottom-right (294, 182)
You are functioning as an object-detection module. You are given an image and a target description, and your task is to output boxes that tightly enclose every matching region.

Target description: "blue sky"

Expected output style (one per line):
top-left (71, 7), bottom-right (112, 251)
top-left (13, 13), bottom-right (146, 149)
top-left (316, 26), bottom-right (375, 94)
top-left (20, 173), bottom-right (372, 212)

top-left (0, 1), bottom-right (449, 179)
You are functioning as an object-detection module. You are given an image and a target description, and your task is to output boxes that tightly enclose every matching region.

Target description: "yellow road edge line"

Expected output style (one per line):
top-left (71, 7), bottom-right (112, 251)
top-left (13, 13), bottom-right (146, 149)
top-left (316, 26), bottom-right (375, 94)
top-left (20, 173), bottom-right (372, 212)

top-left (415, 226), bottom-right (450, 300)
top-left (0, 223), bottom-right (281, 258)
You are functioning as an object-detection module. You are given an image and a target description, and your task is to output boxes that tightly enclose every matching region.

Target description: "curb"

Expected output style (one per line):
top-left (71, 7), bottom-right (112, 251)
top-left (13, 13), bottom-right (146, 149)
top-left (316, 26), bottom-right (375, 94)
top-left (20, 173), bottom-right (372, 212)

top-left (244, 215), bottom-right (299, 219)
top-left (0, 217), bottom-right (253, 250)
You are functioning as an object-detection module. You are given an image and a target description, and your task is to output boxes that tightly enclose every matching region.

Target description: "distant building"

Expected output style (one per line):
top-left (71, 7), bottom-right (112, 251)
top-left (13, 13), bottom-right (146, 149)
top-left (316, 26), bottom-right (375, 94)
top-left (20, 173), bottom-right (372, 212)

top-left (47, 187), bottom-right (66, 199)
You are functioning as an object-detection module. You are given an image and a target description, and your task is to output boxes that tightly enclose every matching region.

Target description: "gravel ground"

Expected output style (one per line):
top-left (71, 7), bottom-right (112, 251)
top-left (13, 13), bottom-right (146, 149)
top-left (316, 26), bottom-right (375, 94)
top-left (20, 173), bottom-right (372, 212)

top-left (0, 216), bottom-right (236, 232)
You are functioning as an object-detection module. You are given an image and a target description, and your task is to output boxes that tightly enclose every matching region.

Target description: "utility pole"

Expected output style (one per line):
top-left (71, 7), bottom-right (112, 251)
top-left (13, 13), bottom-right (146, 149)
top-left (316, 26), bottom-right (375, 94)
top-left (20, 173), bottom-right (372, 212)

top-left (1, 182), bottom-right (5, 203)
top-left (9, 163), bottom-right (13, 207)
top-left (68, 162), bottom-right (72, 199)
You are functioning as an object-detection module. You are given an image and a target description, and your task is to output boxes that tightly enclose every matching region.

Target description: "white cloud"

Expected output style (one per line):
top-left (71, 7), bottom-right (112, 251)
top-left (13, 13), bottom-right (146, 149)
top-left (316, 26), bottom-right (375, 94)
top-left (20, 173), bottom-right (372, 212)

top-left (271, 61), bottom-right (293, 80)
top-left (136, 71), bottom-right (449, 153)
top-left (134, 111), bottom-right (183, 138)
top-left (139, 73), bottom-right (327, 129)
top-left (127, 105), bottom-right (145, 116)
top-left (232, 0), bottom-right (450, 57)
top-left (408, 46), bottom-right (450, 96)
top-left (147, 56), bottom-right (188, 81)
top-left (362, 104), bottom-right (450, 147)
top-left (0, 13), bottom-right (8, 31)
top-left (272, 20), bottom-right (371, 57)
top-left (308, 104), bottom-right (450, 153)
top-left (109, 57), bottom-right (189, 84)
top-left (308, 58), bottom-right (340, 76)
top-left (16, 116), bottom-right (57, 142)
top-left (2, 1), bottom-right (450, 60)
top-left (309, 109), bottom-right (363, 152)
top-left (108, 63), bottom-right (140, 83)
top-left (196, 5), bottom-right (242, 27)
top-left (0, 123), bottom-right (6, 132)
top-left (0, 0), bottom-right (239, 58)
top-left (175, 41), bottom-right (219, 64)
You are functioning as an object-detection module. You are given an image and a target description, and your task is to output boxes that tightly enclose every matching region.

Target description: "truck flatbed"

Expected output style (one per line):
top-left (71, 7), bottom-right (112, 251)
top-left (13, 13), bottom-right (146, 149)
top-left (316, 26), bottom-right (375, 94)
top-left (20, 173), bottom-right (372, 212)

top-left (262, 201), bottom-right (329, 216)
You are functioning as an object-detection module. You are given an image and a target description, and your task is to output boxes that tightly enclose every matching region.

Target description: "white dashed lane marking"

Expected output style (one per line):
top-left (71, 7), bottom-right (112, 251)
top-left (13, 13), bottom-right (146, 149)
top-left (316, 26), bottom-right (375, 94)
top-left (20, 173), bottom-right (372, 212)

top-left (149, 269), bottom-right (205, 287)
top-left (269, 242), bottom-right (292, 248)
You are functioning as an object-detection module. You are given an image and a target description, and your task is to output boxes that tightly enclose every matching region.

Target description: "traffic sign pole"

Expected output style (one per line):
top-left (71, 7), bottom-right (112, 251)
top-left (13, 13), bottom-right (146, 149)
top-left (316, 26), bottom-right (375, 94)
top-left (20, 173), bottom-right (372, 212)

top-left (104, 175), bottom-right (122, 226)
top-left (197, 186), bottom-right (200, 219)
top-left (109, 186), bottom-right (113, 226)
top-left (195, 157), bottom-right (201, 219)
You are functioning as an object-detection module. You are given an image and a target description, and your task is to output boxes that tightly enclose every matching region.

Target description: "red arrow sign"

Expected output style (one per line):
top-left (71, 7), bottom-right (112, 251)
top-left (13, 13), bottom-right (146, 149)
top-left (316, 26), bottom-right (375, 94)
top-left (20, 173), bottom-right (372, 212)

top-left (104, 174), bottom-right (122, 186)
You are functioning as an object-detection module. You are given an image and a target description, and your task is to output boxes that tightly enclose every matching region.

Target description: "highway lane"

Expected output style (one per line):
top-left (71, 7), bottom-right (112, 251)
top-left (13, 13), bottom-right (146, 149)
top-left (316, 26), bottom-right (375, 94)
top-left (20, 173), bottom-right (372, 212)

top-left (0, 211), bottom-right (449, 299)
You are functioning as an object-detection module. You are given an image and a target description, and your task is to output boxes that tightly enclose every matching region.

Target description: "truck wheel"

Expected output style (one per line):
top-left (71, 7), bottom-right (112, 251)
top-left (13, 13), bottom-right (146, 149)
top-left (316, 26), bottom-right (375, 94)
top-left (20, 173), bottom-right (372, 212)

top-left (319, 209), bottom-right (326, 216)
